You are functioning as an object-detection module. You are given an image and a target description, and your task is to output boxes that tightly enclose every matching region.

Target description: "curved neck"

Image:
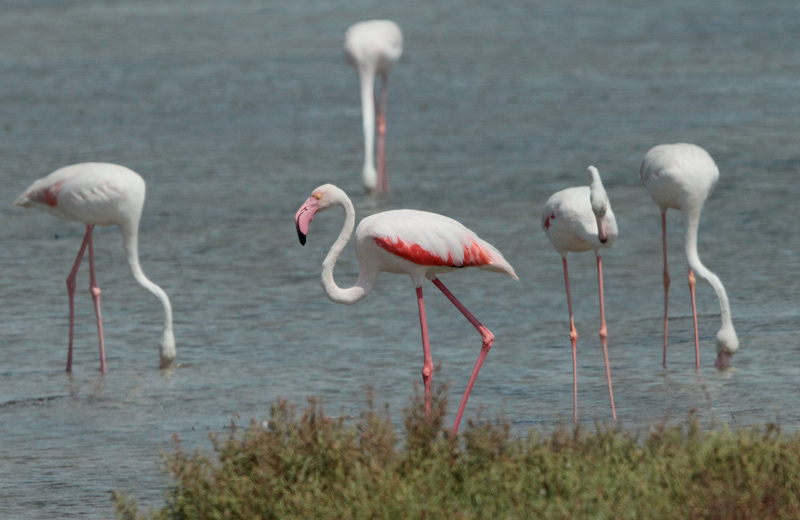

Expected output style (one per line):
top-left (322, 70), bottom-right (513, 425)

top-left (120, 223), bottom-right (176, 363)
top-left (359, 69), bottom-right (377, 190)
top-left (683, 209), bottom-right (733, 329)
top-left (321, 195), bottom-right (377, 304)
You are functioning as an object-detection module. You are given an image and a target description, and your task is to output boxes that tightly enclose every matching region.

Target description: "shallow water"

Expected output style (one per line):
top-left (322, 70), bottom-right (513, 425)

top-left (1, 0), bottom-right (799, 517)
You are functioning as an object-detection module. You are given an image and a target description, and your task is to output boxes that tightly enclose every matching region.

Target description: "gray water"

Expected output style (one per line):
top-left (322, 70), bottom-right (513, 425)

top-left (1, 0), bottom-right (799, 517)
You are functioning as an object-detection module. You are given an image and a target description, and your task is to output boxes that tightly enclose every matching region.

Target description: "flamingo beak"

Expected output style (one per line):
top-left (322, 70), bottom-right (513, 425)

top-left (294, 196), bottom-right (319, 246)
top-left (596, 215), bottom-right (609, 244)
top-left (714, 349), bottom-right (732, 369)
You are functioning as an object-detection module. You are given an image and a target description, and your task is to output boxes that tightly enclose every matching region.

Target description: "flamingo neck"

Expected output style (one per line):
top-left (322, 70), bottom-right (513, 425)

top-left (120, 223), bottom-right (176, 367)
top-left (321, 194), bottom-right (377, 305)
top-left (359, 69), bottom-right (378, 191)
top-left (683, 209), bottom-right (734, 332)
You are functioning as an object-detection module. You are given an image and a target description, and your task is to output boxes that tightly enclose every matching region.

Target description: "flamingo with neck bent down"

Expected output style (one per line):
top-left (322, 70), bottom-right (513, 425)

top-left (640, 143), bottom-right (738, 369)
top-left (295, 184), bottom-right (517, 433)
top-left (14, 162), bottom-right (175, 373)
top-left (345, 20), bottom-right (403, 193)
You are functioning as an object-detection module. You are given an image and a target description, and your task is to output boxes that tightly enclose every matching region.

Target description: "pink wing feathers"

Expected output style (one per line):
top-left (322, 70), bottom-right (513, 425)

top-left (361, 210), bottom-right (518, 278)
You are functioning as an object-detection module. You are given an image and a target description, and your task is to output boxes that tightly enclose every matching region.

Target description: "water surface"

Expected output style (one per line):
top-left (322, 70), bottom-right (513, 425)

top-left (1, 0), bottom-right (799, 517)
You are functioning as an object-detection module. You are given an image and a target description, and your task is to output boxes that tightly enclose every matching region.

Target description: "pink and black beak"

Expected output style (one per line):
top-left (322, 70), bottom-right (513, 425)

top-left (294, 196), bottom-right (319, 246)
top-left (596, 215), bottom-right (609, 244)
top-left (714, 349), bottom-right (733, 369)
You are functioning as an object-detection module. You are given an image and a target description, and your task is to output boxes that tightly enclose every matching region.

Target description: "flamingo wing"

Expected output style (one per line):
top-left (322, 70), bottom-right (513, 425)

top-left (362, 210), bottom-right (517, 278)
top-left (15, 163), bottom-right (142, 225)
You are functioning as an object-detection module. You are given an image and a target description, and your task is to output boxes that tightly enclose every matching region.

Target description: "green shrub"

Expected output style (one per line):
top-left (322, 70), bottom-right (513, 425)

top-left (116, 386), bottom-right (800, 520)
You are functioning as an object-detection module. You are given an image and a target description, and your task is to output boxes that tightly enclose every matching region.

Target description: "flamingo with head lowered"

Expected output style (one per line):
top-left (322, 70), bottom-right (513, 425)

top-left (345, 20), bottom-right (403, 193)
top-left (295, 184), bottom-right (517, 433)
top-left (640, 143), bottom-right (738, 369)
top-left (542, 166), bottom-right (618, 422)
top-left (14, 162), bottom-right (175, 373)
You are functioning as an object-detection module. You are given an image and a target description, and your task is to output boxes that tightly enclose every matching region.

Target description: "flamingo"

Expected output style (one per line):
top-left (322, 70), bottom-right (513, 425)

top-left (541, 166), bottom-right (617, 422)
top-left (14, 162), bottom-right (175, 373)
top-left (294, 184), bottom-right (517, 433)
top-left (344, 20), bottom-right (403, 193)
top-left (640, 143), bottom-right (738, 369)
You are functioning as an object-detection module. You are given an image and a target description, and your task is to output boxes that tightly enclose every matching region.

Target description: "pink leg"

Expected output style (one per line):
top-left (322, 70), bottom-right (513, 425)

top-left (562, 257), bottom-right (578, 423)
top-left (376, 72), bottom-right (389, 193)
top-left (431, 277), bottom-right (494, 434)
top-left (661, 212), bottom-right (671, 368)
top-left (596, 255), bottom-right (616, 420)
top-left (415, 286), bottom-right (434, 418)
top-left (86, 226), bottom-right (106, 373)
top-left (65, 226), bottom-right (93, 372)
top-left (688, 268), bottom-right (699, 369)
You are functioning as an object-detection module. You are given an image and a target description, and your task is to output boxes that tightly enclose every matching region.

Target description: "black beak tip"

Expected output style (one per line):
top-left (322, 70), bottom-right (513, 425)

top-left (297, 228), bottom-right (306, 246)
top-left (599, 237), bottom-right (607, 244)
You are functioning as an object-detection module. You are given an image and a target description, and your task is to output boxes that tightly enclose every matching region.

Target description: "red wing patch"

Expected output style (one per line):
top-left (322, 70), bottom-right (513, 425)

top-left (375, 236), bottom-right (493, 267)
top-left (30, 181), bottom-right (64, 207)
top-left (543, 212), bottom-right (556, 230)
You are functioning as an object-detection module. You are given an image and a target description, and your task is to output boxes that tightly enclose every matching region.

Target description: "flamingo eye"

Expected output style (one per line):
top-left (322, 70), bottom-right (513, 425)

top-left (314, 193), bottom-right (322, 200)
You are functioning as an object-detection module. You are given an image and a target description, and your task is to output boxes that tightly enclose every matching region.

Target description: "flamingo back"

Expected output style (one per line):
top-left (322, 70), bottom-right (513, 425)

top-left (357, 210), bottom-right (517, 280)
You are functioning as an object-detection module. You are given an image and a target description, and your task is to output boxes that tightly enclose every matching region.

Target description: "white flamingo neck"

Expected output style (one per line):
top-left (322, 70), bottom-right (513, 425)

top-left (359, 71), bottom-right (378, 190)
top-left (120, 224), bottom-right (176, 365)
top-left (320, 194), bottom-right (376, 304)
top-left (588, 167), bottom-right (609, 211)
top-left (682, 210), bottom-right (736, 339)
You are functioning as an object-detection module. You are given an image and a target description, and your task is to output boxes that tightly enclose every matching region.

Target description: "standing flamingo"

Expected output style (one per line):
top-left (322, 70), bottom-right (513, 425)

top-left (295, 184), bottom-right (517, 433)
top-left (541, 166), bottom-right (617, 422)
top-left (344, 20), bottom-right (403, 193)
top-left (640, 143), bottom-right (738, 369)
top-left (14, 162), bottom-right (175, 373)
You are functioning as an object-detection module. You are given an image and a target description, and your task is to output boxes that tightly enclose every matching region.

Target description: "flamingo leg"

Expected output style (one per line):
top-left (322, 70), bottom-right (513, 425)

top-left (65, 225), bottom-right (93, 372)
top-left (562, 256), bottom-right (579, 423)
top-left (688, 268), bottom-right (699, 368)
top-left (376, 72), bottom-right (389, 193)
top-left (415, 286), bottom-right (434, 419)
top-left (661, 212), bottom-right (671, 368)
top-left (86, 225), bottom-right (106, 373)
top-left (430, 277), bottom-right (494, 434)
top-left (596, 255), bottom-right (617, 420)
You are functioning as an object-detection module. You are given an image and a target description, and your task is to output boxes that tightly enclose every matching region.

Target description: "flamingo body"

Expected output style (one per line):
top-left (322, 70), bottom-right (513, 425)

top-left (17, 163), bottom-right (144, 225)
top-left (542, 166), bottom-right (617, 422)
top-left (345, 20), bottom-right (403, 76)
top-left (641, 143), bottom-right (719, 213)
top-left (359, 209), bottom-right (515, 282)
top-left (640, 143), bottom-right (738, 368)
top-left (344, 20), bottom-right (403, 193)
top-left (14, 162), bottom-right (175, 372)
top-left (295, 184), bottom-right (517, 432)
top-left (542, 186), bottom-right (617, 255)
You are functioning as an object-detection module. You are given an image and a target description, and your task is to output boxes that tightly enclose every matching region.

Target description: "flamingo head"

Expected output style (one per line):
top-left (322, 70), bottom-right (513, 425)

top-left (159, 329), bottom-right (176, 369)
top-left (587, 166), bottom-right (613, 244)
top-left (295, 184), bottom-right (342, 245)
top-left (714, 325), bottom-right (739, 369)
